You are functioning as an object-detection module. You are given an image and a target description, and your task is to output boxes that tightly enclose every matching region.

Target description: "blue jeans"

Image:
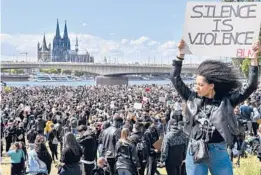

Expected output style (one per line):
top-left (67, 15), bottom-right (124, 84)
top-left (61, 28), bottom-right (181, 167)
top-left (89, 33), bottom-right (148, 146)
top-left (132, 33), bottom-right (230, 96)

top-left (185, 141), bottom-right (233, 175)
top-left (117, 169), bottom-right (132, 175)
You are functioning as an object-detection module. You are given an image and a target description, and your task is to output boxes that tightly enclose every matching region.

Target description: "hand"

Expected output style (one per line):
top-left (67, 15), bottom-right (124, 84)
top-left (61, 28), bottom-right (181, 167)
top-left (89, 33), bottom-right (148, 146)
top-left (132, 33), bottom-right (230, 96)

top-left (250, 41), bottom-right (260, 66)
top-left (158, 162), bottom-right (165, 168)
top-left (177, 40), bottom-right (185, 58)
top-left (252, 41), bottom-right (261, 59)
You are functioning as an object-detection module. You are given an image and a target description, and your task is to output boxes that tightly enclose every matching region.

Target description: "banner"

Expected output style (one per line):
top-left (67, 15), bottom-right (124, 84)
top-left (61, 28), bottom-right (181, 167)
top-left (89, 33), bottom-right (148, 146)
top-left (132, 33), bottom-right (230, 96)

top-left (183, 2), bottom-right (261, 58)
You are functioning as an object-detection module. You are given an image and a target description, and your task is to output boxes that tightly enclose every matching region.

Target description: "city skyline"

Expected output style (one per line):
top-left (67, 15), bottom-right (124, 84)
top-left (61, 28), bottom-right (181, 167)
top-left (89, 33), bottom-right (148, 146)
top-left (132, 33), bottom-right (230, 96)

top-left (1, 0), bottom-right (220, 64)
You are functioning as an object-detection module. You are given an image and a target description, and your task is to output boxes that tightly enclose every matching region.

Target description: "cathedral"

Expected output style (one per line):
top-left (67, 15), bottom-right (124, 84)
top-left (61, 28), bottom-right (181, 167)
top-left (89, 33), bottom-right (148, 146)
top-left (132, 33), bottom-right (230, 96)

top-left (37, 19), bottom-right (94, 63)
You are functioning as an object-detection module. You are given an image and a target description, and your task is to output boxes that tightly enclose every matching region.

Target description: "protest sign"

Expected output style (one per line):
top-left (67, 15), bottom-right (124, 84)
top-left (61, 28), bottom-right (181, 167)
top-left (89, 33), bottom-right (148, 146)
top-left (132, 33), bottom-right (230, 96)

top-left (159, 97), bottom-right (165, 102)
top-left (134, 102), bottom-right (142, 110)
top-left (153, 137), bottom-right (164, 151)
top-left (183, 2), bottom-right (261, 58)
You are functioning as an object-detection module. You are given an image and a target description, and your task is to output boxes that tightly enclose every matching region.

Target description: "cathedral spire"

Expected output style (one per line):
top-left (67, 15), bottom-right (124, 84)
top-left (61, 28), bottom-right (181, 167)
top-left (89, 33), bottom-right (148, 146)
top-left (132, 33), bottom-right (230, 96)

top-left (55, 19), bottom-right (61, 38)
top-left (63, 20), bottom-right (69, 39)
top-left (42, 33), bottom-right (48, 51)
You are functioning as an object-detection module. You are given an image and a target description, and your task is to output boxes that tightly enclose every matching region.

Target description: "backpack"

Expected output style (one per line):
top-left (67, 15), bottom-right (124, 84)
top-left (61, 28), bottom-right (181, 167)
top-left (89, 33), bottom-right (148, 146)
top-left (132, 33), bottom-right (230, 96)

top-left (136, 136), bottom-right (149, 163)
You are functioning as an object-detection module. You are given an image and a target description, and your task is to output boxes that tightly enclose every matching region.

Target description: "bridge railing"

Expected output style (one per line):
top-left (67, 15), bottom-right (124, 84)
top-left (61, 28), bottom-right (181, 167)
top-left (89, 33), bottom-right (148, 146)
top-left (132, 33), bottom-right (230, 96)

top-left (1, 61), bottom-right (200, 68)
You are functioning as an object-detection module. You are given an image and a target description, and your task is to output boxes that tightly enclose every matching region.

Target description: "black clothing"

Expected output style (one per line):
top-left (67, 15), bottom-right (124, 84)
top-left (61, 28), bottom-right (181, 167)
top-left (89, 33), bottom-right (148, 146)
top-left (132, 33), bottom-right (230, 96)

top-left (170, 60), bottom-right (258, 146)
top-left (35, 118), bottom-right (46, 134)
top-left (27, 130), bottom-right (37, 144)
top-left (129, 131), bottom-right (149, 175)
top-left (77, 130), bottom-right (97, 175)
top-left (11, 163), bottom-right (23, 175)
top-left (100, 126), bottom-right (121, 158)
top-left (100, 125), bottom-right (121, 175)
top-left (61, 147), bottom-right (82, 165)
top-left (35, 142), bottom-right (52, 174)
top-left (15, 127), bottom-right (26, 144)
top-left (78, 117), bottom-right (87, 126)
top-left (5, 126), bottom-right (16, 152)
top-left (48, 129), bottom-right (59, 161)
top-left (145, 127), bottom-right (159, 175)
top-left (115, 140), bottom-right (140, 175)
top-left (78, 130), bottom-right (97, 162)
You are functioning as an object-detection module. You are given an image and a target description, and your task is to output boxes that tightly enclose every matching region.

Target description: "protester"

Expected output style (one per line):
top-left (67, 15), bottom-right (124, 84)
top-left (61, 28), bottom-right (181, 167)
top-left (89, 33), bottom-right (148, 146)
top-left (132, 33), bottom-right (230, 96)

top-left (2, 62), bottom-right (261, 175)
top-left (115, 128), bottom-right (140, 175)
top-left (59, 132), bottom-right (83, 175)
top-left (77, 125), bottom-right (97, 175)
top-left (48, 124), bottom-right (59, 162)
top-left (171, 40), bottom-right (260, 175)
top-left (160, 119), bottom-right (188, 175)
top-left (7, 142), bottom-right (25, 175)
top-left (34, 135), bottom-right (53, 174)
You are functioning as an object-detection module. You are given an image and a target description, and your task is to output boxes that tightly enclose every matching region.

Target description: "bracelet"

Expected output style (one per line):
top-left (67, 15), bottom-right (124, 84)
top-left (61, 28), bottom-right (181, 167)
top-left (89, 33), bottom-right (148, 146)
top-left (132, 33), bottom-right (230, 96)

top-left (176, 56), bottom-right (184, 61)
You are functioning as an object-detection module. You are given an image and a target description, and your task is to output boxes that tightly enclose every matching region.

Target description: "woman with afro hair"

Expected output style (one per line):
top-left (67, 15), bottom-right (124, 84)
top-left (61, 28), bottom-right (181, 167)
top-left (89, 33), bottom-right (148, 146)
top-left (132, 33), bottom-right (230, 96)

top-left (171, 40), bottom-right (261, 175)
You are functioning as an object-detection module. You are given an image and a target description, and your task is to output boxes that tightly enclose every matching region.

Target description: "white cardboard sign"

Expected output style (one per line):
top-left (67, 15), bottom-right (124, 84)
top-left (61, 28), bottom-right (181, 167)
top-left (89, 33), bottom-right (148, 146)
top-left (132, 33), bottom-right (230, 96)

top-left (134, 103), bottom-right (142, 110)
top-left (183, 2), bottom-right (261, 58)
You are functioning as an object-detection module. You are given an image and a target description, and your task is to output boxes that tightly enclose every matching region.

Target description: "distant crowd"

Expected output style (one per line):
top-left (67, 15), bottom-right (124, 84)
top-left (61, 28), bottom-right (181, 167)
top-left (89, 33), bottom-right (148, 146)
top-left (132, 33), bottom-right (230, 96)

top-left (1, 84), bottom-right (261, 175)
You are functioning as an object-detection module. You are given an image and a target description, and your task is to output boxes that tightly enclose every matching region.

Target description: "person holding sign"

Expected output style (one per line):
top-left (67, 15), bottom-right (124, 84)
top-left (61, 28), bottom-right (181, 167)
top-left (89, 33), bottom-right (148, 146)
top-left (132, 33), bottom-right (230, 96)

top-left (170, 39), bottom-right (260, 175)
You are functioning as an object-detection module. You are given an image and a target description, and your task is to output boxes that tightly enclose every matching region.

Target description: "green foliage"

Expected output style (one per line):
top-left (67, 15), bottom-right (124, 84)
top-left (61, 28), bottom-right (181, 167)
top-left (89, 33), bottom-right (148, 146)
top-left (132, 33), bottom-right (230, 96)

top-left (240, 58), bottom-right (251, 77)
top-left (74, 70), bottom-right (84, 77)
top-left (14, 69), bottom-right (25, 74)
top-left (40, 69), bottom-right (49, 73)
top-left (49, 69), bottom-right (58, 74)
top-left (62, 70), bottom-right (72, 75)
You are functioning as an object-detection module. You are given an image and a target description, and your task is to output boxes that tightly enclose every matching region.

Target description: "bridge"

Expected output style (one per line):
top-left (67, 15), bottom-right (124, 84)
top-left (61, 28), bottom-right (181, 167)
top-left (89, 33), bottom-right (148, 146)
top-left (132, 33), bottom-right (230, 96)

top-left (1, 62), bottom-right (199, 76)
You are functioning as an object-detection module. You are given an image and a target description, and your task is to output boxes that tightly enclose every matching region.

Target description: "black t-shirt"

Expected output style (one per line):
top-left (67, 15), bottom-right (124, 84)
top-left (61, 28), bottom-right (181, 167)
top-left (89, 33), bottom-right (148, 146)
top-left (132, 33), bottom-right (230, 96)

top-left (61, 147), bottom-right (82, 164)
top-left (191, 98), bottom-right (224, 143)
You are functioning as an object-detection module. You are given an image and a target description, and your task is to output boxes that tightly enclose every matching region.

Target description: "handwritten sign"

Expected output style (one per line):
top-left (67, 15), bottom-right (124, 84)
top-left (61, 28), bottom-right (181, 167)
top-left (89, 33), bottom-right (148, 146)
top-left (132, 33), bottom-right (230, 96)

top-left (183, 2), bottom-right (261, 58)
top-left (134, 102), bottom-right (142, 110)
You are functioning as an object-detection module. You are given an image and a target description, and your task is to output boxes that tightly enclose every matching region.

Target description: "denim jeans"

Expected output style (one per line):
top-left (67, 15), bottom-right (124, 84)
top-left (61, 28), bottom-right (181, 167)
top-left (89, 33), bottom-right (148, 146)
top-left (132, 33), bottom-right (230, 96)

top-left (117, 169), bottom-right (132, 175)
top-left (185, 141), bottom-right (233, 175)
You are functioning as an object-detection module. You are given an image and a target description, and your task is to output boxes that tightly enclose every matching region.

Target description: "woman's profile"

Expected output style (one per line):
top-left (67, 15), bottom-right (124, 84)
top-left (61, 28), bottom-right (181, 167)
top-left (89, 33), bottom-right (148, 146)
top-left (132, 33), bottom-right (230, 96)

top-left (171, 40), bottom-right (261, 175)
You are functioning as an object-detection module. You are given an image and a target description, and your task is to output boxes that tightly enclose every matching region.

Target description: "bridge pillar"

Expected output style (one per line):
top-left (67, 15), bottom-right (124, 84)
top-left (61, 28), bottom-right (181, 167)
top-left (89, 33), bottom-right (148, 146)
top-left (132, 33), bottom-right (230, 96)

top-left (95, 76), bottom-right (128, 86)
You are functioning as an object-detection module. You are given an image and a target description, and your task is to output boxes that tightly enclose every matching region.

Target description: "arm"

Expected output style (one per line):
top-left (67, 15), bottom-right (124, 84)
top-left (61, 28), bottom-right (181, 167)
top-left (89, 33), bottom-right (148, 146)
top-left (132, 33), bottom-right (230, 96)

top-left (230, 42), bottom-right (260, 107)
top-left (230, 68), bottom-right (258, 107)
top-left (170, 41), bottom-right (193, 101)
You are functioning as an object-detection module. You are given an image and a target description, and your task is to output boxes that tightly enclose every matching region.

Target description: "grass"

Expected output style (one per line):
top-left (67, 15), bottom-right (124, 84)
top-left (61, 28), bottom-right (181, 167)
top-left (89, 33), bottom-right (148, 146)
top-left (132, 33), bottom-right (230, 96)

top-left (1, 154), bottom-right (260, 175)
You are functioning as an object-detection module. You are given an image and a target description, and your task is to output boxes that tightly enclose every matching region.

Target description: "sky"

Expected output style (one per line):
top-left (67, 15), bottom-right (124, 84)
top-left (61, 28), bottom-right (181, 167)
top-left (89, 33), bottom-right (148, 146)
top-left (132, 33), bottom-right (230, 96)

top-left (1, 0), bottom-right (219, 64)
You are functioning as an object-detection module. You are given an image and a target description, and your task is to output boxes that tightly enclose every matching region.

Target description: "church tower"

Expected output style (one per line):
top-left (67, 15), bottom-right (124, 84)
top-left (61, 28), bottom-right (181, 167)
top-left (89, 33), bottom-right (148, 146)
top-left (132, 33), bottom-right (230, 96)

top-left (63, 21), bottom-right (71, 50)
top-left (52, 19), bottom-right (63, 62)
top-left (37, 34), bottom-right (51, 62)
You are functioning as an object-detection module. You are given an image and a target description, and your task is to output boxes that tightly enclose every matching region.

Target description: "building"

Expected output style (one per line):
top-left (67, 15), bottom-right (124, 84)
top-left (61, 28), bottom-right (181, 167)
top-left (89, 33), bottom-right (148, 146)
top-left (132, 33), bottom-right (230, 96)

top-left (37, 34), bottom-right (51, 62)
top-left (37, 19), bottom-right (94, 63)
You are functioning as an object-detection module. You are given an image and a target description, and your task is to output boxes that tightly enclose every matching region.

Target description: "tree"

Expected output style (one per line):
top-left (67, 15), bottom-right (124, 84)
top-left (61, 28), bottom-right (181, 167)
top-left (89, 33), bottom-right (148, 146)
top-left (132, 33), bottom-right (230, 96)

top-left (240, 58), bottom-right (251, 77)
top-left (14, 69), bottom-right (25, 74)
top-left (62, 70), bottom-right (72, 75)
top-left (49, 69), bottom-right (58, 74)
top-left (74, 70), bottom-right (84, 77)
top-left (40, 69), bottom-right (49, 74)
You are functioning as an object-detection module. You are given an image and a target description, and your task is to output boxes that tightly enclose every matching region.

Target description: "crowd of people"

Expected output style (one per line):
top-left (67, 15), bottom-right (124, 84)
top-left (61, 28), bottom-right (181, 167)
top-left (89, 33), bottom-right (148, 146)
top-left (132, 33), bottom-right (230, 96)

top-left (0, 83), bottom-right (261, 175)
top-left (1, 41), bottom-right (261, 175)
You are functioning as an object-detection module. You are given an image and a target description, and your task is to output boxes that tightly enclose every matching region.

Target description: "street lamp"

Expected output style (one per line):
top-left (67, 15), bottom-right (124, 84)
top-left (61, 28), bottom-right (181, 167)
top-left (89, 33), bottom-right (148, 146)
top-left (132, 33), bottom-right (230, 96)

top-left (20, 52), bottom-right (28, 62)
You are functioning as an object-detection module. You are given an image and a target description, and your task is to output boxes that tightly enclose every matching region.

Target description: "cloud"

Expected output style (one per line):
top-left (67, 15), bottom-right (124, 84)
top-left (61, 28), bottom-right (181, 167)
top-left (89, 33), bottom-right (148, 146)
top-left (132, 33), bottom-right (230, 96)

top-left (109, 33), bottom-right (115, 36)
top-left (1, 33), bottom-right (186, 64)
top-left (82, 23), bottom-right (87, 27)
top-left (130, 36), bottom-right (149, 45)
top-left (148, 41), bottom-right (158, 46)
top-left (121, 39), bottom-right (128, 45)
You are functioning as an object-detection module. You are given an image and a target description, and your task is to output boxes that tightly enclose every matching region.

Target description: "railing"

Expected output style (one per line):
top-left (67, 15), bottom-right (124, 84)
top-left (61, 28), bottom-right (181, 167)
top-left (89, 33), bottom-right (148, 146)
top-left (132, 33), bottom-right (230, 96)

top-left (1, 61), bottom-right (200, 68)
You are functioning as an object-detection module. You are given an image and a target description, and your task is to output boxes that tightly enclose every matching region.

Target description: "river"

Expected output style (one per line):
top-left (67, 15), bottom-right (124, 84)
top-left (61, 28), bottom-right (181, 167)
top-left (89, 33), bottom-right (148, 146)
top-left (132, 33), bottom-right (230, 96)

top-left (5, 79), bottom-right (195, 87)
